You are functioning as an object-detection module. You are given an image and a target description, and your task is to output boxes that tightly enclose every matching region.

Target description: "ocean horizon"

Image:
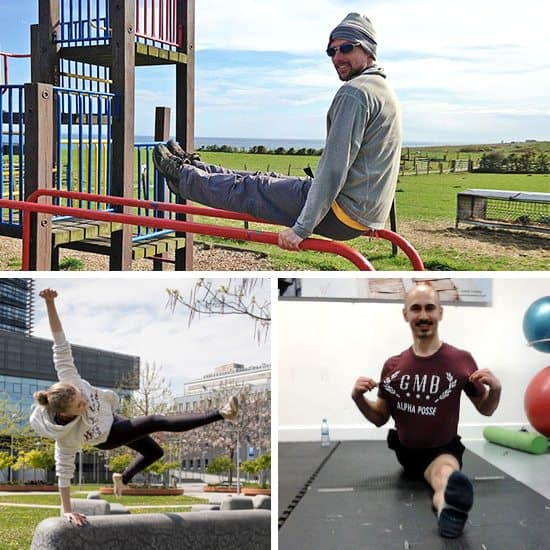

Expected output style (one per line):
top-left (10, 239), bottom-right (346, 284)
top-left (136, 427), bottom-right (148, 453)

top-left (135, 136), bottom-right (463, 149)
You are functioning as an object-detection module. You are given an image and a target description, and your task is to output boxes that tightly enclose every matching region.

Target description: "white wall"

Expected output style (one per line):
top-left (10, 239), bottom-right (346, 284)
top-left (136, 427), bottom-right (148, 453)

top-left (278, 277), bottom-right (550, 442)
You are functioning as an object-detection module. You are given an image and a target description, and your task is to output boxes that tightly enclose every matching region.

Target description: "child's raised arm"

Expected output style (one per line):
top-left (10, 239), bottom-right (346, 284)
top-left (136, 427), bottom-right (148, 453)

top-left (39, 289), bottom-right (63, 334)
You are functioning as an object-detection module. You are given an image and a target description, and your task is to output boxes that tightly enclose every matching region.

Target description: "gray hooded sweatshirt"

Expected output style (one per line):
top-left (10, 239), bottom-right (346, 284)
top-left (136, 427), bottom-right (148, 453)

top-left (29, 331), bottom-right (120, 487)
top-left (292, 65), bottom-right (402, 239)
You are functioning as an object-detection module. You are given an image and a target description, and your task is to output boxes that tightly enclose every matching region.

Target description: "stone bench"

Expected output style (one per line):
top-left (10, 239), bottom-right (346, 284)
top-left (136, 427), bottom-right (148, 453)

top-left (31, 509), bottom-right (270, 550)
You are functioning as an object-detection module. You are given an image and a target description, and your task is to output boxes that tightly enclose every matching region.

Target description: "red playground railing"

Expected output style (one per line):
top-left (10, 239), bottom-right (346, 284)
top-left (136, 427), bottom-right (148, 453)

top-left (0, 190), bottom-right (424, 271)
top-left (135, 0), bottom-right (182, 47)
top-left (1, 52), bottom-right (31, 91)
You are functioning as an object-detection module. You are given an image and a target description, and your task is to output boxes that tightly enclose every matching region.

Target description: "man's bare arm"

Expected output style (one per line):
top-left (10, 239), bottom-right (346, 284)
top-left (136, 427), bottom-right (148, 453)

top-left (351, 377), bottom-right (391, 427)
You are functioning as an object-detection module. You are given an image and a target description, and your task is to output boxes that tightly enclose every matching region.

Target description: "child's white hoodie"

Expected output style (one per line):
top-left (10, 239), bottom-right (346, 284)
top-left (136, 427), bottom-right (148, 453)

top-left (29, 331), bottom-right (120, 487)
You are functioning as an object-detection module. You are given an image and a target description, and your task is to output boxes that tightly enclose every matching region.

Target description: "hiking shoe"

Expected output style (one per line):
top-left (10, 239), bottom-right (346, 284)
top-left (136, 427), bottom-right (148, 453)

top-left (112, 473), bottom-right (126, 497)
top-left (166, 139), bottom-right (201, 163)
top-left (220, 396), bottom-right (239, 420)
top-left (438, 471), bottom-right (474, 538)
top-left (153, 144), bottom-right (186, 194)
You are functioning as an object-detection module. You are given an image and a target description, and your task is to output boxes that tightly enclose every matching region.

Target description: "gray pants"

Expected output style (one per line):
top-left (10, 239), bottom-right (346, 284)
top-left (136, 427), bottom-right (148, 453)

top-left (175, 161), bottom-right (363, 240)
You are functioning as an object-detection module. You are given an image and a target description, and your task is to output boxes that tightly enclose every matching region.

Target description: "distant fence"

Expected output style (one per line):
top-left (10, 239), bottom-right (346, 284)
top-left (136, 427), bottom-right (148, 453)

top-left (400, 158), bottom-right (473, 176)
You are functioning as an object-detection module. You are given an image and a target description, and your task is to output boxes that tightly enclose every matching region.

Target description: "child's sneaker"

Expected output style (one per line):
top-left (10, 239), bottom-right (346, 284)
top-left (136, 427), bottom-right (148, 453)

top-left (220, 396), bottom-right (239, 420)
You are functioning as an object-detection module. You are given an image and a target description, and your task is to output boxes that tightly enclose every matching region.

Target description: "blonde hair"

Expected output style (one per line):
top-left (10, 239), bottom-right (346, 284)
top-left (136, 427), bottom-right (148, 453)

top-left (34, 383), bottom-right (77, 416)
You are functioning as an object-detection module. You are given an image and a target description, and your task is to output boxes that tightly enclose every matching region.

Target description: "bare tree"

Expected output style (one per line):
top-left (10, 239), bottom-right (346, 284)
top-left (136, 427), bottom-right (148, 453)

top-left (118, 361), bottom-right (175, 417)
top-left (176, 384), bottom-right (270, 486)
top-left (166, 278), bottom-right (271, 342)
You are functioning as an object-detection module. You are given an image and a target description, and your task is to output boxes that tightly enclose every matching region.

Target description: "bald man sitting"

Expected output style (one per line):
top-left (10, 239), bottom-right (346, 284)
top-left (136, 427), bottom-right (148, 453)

top-left (351, 283), bottom-right (501, 538)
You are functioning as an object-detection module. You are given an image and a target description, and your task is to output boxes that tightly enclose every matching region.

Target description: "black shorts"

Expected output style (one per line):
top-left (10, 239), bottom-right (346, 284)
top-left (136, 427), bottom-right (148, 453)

top-left (387, 429), bottom-right (465, 479)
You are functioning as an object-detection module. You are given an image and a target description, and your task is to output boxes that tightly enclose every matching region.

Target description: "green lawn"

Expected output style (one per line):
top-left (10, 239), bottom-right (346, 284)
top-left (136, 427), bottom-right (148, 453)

top-left (191, 158), bottom-right (549, 271)
top-left (4, 146), bottom-right (548, 271)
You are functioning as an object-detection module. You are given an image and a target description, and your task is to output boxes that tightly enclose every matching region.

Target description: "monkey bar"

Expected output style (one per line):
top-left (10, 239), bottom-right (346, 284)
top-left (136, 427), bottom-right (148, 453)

top-left (0, 189), bottom-right (424, 271)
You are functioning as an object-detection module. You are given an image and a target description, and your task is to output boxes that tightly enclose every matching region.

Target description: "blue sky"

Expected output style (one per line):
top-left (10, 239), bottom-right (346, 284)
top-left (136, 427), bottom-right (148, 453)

top-left (31, 277), bottom-right (271, 395)
top-left (1, 0), bottom-right (549, 144)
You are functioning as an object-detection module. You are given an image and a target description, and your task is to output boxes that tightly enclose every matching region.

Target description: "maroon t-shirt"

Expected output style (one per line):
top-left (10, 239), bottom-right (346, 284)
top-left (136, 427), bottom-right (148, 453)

top-left (377, 343), bottom-right (485, 448)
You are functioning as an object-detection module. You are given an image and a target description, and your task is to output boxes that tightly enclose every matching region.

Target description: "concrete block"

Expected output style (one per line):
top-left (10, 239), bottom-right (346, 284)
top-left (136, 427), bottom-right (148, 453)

top-left (67, 498), bottom-right (130, 516)
top-left (109, 503), bottom-right (131, 515)
top-left (253, 495), bottom-right (271, 510)
top-left (31, 510), bottom-right (271, 550)
top-left (220, 496), bottom-right (254, 510)
top-left (190, 504), bottom-right (220, 511)
top-left (86, 491), bottom-right (101, 500)
top-left (64, 499), bottom-right (110, 516)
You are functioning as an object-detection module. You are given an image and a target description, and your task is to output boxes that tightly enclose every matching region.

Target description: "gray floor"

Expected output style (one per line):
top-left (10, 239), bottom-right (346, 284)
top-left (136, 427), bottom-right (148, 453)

top-left (279, 441), bottom-right (550, 549)
top-left (465, 439), bottom-right (550, 499)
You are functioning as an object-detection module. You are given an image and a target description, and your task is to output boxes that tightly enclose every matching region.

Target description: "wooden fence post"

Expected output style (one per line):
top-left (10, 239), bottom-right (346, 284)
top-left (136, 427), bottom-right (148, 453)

top-left (155, 107), bottom-right (171, 142)
top-left (175, 0), bottom-right (195, 270)
top-left (109, 0), bottom-right (135, 270)
top-left (24, 83), bottom-right (53, 270)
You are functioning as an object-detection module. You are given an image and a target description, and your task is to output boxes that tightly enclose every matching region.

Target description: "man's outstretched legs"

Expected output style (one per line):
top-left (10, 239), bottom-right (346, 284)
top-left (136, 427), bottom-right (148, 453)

top-left (153, 143), bottom-right (311, 227)
top-left (424, 454), bottom-right (474, 538)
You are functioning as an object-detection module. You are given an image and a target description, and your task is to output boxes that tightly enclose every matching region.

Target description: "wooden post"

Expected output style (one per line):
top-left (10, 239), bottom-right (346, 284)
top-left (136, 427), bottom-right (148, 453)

top-left (155, 107), bottom-right (171, 142)
top-left (33, 1), bottom-right (60, 85)
top-left (109, 0), bottom-right (135, 270)
top-left (175, 0), bottom-right (195, 270)
top-left (24, 83), bottom-right (54, 270)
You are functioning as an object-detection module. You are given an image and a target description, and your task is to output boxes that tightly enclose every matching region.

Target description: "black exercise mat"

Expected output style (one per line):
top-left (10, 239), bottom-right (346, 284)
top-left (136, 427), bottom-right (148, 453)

top-left (279, 441), bottom-right (549, 549)
top-left (277, 440), bottom-right (337, 519)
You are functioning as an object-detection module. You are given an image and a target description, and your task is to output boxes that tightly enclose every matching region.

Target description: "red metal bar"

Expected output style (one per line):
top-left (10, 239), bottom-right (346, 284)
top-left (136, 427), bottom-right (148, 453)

top-left (23, 189), bottom-right (424, 270)
top-left (3, 193), bottom-right (375, 271)
top-left (1, 52), bottom-right (31, 92)
top-left (365, 229), bottom-right (425, 271)
top-left (27, 188), bottom-right (267, 222)
top-left (135, 0), bottom-right (140, 35)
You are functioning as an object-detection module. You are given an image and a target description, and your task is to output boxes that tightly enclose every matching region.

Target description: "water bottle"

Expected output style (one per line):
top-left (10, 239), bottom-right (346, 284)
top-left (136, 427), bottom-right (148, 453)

top-left (321, 418), bottom-right (330, 446)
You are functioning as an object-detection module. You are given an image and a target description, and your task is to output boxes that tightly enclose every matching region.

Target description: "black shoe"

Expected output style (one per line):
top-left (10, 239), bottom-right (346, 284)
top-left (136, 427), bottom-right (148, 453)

top-left (166, 139), bottom-right (201, 163)
top-left (438, 471), bottom-right (474, 538)
top-left (438, 507), bottom-right (468, 538)
top-left (153, 144), bottom-right (186, 195)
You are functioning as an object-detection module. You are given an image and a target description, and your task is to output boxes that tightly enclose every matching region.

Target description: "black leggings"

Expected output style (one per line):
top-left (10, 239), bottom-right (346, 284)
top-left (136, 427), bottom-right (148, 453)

top-left (95, 411), bottom-right (223, 484)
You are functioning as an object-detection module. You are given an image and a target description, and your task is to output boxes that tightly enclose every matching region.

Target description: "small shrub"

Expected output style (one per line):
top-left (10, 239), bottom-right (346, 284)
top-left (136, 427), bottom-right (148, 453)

top-left (59, 257), bottom-right (85, 271)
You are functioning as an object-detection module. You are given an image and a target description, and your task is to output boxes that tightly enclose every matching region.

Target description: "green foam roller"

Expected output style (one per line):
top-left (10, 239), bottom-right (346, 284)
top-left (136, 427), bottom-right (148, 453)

top-left (483, 426), bottom-right (548, 455)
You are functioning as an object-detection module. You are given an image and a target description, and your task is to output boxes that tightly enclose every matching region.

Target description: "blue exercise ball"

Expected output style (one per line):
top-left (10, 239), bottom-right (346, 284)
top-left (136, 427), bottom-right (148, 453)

top-left (523, 296), bottom-right (550, 353)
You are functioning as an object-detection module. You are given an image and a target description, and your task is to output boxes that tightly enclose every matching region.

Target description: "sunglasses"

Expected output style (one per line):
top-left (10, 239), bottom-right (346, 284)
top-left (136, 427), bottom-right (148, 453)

top-left (326, 42), bottom-right (360, 57)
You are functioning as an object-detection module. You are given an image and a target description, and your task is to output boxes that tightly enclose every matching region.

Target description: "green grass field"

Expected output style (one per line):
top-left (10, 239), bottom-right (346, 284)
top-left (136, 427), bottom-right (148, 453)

top-left (191, 152), bottom-right (549, 271)
top-left (3, 143), bottom-right (549, 271)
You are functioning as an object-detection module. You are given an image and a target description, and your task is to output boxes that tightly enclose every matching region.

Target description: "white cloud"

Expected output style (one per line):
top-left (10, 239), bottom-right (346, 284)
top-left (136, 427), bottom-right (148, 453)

top-left (3, 1), bottom-right (548, 143)
top-left (189, 0), bottom-right (550, 142)
top-left (32, 278), bottom-right (271, 395)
